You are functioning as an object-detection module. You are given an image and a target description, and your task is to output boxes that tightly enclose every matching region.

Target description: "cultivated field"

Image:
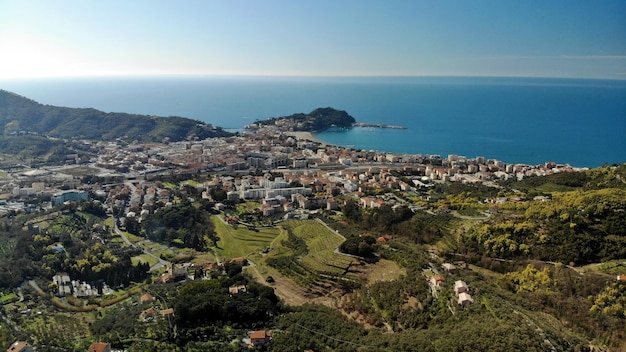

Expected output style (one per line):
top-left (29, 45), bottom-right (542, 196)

top-left (209, 216), bottom-right (404, 306)
top-left (285, 219), bottom-right (356, 276)
top-left (211, 215), bottom-right (280, 260)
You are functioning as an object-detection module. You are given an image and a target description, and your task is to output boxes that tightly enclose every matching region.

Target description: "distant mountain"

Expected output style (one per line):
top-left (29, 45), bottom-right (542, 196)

top-left (254, 107), bottom-right (356, 132)
top-left (0, 89), bottom-right (233, 142)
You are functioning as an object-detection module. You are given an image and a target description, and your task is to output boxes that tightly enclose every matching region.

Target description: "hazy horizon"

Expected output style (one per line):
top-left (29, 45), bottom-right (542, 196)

top-left (1, 0), bottom-right (624, 80)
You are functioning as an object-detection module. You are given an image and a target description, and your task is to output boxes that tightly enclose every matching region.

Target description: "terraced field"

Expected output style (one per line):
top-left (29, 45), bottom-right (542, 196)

top-left (210, 216), bottom-right (403, 305)
top-left (211, 216), bottom-right (280, 260)
top-left (287, 220), bottom-right (351, 259)
top-left (267, 220), bottom-right (361, 291)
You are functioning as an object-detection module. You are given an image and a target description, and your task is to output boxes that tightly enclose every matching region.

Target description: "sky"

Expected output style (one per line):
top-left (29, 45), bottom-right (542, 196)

top-left (0, 0), bottom-right (625, 79)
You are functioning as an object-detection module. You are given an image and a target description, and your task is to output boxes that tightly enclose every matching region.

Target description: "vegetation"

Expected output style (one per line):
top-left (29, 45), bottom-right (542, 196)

top-left (266, 220), bottom-right (360, 290)
top-left (211, 215), bottom-right (279, 260)
top-left (256, 107), bottom-right (356, 132)
top-left (1, 154), bottom-right (624, 350)
top-left (143, 201), bottom-right (218, 250)
top-left (462, 188), bottom-right (626, 265)
top-left (0, 203), bottom-right (149, 290)
top-left (0, 89), bottom-right (233, 144)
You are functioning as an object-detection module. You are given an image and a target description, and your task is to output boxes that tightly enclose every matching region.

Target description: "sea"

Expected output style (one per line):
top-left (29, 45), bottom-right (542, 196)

top-left (1, 76), bottom-right (625, 167)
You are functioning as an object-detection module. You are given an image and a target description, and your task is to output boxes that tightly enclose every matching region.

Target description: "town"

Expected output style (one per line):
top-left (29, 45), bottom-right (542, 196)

top-left (2, 124), bottom-right (578, 215)
top-left (1, 122), bottom-right (624, 352)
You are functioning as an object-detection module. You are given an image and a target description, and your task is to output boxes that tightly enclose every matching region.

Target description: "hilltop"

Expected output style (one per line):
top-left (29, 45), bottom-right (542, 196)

top-left (250, 107), bottom-right (356, 132)
top-left (0, 90), bottom-right (233, 143)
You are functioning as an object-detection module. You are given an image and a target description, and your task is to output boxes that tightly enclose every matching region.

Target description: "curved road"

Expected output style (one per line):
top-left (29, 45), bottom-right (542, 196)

top-left (111, 211), bottom-right (169, 272)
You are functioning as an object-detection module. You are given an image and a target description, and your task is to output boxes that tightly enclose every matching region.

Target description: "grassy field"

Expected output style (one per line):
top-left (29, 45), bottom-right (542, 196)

top-left (582, 260), bottom-right (626, 276)
top-left (212, 215), bottom-right (280, 260)
top-left (210, 216), bottom-right (404, 305)
top-left (161, 182), bottom-right (176, 189)
top-left (285, 220), bottom-right (356, 276)
top-left (0, 292), bottom-right (18, 304)
top-left (263, 219), bottom-right (363, 290)
top-left (131, 253), bottom-right (159, 267)
top-left (122, 231), bottom-right (144, 244)
top-left (181, 179), bottom-right (199, 187)
top-left (236, 201), bottom-right (261, 213)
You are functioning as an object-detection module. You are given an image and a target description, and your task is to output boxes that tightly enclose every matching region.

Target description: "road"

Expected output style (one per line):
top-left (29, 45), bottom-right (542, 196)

top-left (110, 203), bottom-right (170, 272)
top-left (113, 223), bottom-right (170, 272)
top-left (28, 280), bottom-right (45, 296)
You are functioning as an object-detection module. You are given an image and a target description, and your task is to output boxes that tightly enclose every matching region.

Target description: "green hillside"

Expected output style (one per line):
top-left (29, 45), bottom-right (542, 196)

top-left (0, 89), bottom-right (233, 143)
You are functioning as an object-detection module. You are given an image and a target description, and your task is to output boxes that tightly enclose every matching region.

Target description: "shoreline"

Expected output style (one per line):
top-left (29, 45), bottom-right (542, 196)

top-left (284, 129), bottom-right (591, 169)
top-left (285, 131), bottom-right (328, 145)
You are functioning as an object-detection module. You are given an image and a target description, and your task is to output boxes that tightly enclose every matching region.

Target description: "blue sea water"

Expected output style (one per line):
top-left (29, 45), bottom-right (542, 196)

top-left (1, 76), bottom-right (624, 167)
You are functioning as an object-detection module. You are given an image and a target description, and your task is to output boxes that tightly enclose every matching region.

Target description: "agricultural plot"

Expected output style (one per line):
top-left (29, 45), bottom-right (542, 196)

top-left (211, 216), bottom-right (402, 303)
top-left (211, 216), bottom-right (279, 260)
top-left (267, 220), bottom-right (360, 290)
top-left (20, 313), bottom-right (93, 350)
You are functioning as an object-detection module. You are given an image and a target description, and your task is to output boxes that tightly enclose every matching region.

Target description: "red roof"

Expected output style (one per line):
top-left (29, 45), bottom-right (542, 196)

top-left (140, 293), bottom-right (155, 303)
top-left (7, 342), bottom-right (32, 352)
top-left (160, 308), bottom-right (175, 316)
top-left (249, 330), bottom-right (272, 339)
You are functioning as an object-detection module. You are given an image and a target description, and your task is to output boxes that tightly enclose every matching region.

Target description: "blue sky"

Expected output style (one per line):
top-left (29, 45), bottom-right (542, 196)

top-left (0, 0), bottom-right (624, 79)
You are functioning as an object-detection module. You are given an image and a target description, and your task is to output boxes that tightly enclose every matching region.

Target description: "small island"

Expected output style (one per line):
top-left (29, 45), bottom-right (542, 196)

top-left (246, 107), bottom-right (356, 132)
top-left (245, 107), bottom-right (407, 133)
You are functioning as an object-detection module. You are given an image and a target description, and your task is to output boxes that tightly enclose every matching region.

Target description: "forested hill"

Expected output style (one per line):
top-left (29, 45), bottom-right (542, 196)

top-left (0, 90), bottom-right (233, 142)
top-left (255, 107), bottom-right (356, 132)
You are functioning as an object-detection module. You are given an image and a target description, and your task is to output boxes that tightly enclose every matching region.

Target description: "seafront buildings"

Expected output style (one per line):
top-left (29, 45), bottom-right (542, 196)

top-left (0, 125), bottom-right (578, 213)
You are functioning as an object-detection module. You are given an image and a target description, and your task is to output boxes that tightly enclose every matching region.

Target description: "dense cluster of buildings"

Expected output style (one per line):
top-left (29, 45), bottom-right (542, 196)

top-left (90, 126), bottom-right (579, 183)
top-left (0, 125), bottom-right (580, 217)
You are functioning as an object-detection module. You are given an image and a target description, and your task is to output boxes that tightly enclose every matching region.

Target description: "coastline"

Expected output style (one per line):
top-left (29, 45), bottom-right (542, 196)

top-left (285, 131), bottom-right (327, 145)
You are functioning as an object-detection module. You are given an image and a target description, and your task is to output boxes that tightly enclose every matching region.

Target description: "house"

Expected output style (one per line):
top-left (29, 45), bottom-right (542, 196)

top-left (140, 293), bottom-right (155, 303)
top-left (155, 273), bottom-right (173, 284)
top-left (51, 190), bottom-right (88, 206)
top-left (166, 263), bottom-right (188, 281)
top-left (6, 341), bottom-right (33, 352)
top-left (454, 280), bottom-right (469, 295)
top-left (88, 342), bottom-right (111, 352)
top-left (160, 308), bottom-right (175, 317)
top-left (430, 275), bottom-right (445, 288)
top-left (458, 292), bottom-right (474, 306)
top-left (140, 307), bottom-right (159, 321)
top-left (229, 285), bottom-right (247, 295)
top-left (249, 330), bottom-right (272, 346)
top-left (442, 263), bottom-right (456, 273)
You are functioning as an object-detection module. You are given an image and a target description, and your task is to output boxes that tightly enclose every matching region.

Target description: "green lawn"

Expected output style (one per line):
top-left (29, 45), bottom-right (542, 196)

top-left (212, 216), bottom-right (279, 260)
top-left (131, 254), bottom-right (159, 267)
top-left (236, 201), bottom-right (261, 213)
top-left (0, 292), bottom-right (18, 304)
top-left (122, 231), bottom-right (144, 244)
top-left (162, 182), bottom-right (176, 189)
top-left (181, 179), bottom-right (199, 187)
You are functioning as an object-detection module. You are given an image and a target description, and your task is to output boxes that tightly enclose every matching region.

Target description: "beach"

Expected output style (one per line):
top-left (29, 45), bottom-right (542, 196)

top-left (285, 131), bottom-right (327, 145)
